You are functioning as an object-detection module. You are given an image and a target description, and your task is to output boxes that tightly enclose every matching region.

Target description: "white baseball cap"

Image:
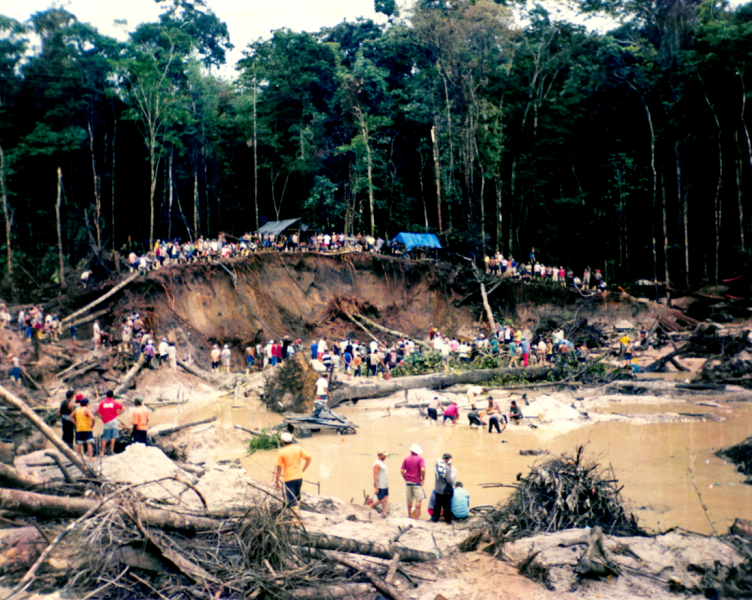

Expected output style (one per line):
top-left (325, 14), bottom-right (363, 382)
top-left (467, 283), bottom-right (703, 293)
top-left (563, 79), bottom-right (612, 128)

top-left (280, 432), bottom-right (293, 443)
top-left (410, 443), bottom-right (422, 455)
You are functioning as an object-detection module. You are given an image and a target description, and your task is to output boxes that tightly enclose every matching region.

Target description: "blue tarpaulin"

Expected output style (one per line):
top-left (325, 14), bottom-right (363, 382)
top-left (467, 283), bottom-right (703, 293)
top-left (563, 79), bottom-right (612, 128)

top-left (392, 232), bottom-right (442, 251)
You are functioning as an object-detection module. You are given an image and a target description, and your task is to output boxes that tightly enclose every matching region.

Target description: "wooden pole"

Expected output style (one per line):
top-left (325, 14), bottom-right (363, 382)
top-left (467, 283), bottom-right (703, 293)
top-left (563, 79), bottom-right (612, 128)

top-left (0, 385), bottom-right (94, 477)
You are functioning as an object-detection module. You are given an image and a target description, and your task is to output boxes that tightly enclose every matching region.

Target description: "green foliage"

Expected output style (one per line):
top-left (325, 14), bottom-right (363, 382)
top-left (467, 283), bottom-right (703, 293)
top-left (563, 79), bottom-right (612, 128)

top-left (247, 428), bottom-right (282, 454)
top-left (391, 351), bottom-right (444, 376)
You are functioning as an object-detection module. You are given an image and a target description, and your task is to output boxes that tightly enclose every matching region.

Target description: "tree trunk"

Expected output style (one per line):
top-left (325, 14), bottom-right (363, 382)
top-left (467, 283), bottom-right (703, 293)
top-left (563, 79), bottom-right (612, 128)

top-left (56, 167), bottom-right (65, 289)
top-left (495, 173), bottom-right (503, 252)
top-left (0, 144), bottom-right (15, 301)
top-left (704, 93), bottom-right (723, 283)
top-left (736, 132), bottom-right (746, 254)
top-left (0, 463), bottom-right (44, 489)
top-left (509, 158), bottom-right (516, 255)
top-left (0, 488), bottom-right (219, 532)
top-left (111, 115), bottom-right (117, 252)
top-left (149, 138), bottom-right (158, 249)
top-left (87, 119), bottom-right (102, 250)
top-left (253, 71), bottom-right (259, 232)
top-left (60, 271), bottom-right (141, 325)
top-left (113, 353), bottom-right (148, 396)
top-left (662, 171), bottom-right (670, 307)
top-left (330, 366), bottom-right (549, 406)
top-left (291, 531), bottom-right (437, 562)
top-left (0, 385), bottom-right (94, 477)
top-left (430, 124), bottom-right (442, 232)
top-left (168, 150), bottom-right (174, 241)
top-left (349, 313), bottom-right (430, 349)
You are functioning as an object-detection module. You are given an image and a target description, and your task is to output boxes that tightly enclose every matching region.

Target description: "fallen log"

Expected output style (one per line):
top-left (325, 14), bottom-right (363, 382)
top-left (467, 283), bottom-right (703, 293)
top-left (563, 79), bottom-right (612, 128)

top-left (0, 385), bottom-right (95, 477)
top-left (350, 313), bottom-right (430, 349)
top-left (61, 271), bottom-right (141, 325)
top-left (176, 358), bottom-right (214, 383)
top-left (71, 307), bottom-right (110, 327)
top-left (113, 353), bottom-right (147, 396)
top-left (290, 531), bottom-right (437, 562)
top-left (289, 583), bottom-right (374, 599)
top-left (151, 416), bottom-right (217, 437)
top-left (330, 367), bottom-right (549, 406)
top-left (641, 344), bottom-right (689, 373)
top-left (0, 488), bottom-right (219, 532)
top-left (0, 463), bottom-right (43, 489)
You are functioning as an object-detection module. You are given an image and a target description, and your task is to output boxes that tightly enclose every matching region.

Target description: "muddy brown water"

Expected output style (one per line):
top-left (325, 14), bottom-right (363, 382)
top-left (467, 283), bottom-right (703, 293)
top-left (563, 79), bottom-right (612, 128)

top-left (154, 392), bottom-right (752, 535)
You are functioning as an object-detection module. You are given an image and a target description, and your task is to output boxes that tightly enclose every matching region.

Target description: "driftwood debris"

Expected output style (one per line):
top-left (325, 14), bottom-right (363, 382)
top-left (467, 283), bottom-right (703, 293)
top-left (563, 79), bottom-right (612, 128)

top-left (0, 488), bottom-right (219, 532)
top-left (330, 366), bottom-right (549, 406)
top-left (0, 385), bottom-right (95, 477)
top-left (61, 271), bottom-right (141, 325)
top-left (290, 530), bottom-right (437, 562)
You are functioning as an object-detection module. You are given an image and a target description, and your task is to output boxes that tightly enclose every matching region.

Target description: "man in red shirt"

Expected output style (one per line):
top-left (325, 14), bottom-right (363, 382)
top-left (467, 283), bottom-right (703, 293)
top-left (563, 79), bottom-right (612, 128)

top-left (97, 390), bottom-right (124, 455)
top-left (401, 444), bottom-right (426, 519)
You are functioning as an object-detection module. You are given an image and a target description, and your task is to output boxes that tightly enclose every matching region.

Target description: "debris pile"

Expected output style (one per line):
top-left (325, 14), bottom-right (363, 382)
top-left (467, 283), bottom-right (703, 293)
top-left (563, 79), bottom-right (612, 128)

top-left (465, 447), bottom-right (643, 555)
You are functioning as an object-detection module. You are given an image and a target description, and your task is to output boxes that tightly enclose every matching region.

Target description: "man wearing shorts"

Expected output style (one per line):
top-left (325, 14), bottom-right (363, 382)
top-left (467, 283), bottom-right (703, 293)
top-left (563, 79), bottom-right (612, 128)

top-left (132, 397), bottom-right (150, 444)
top-left (275, 432), bottom-right (312, 509)
top-left (97, 390), bottom-right (124, 455)
top-left (71, 398), bottom-right (95, 460)
top-left (401, 444), bottom-right (426, 519)
top-left (372, 450), bottom-right (389, 518)
top-left (426, 397), bottom-right (442, 422)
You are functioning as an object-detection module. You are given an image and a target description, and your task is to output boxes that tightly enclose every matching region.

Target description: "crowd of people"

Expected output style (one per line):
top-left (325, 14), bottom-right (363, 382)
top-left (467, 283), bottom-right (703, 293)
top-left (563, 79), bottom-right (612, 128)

top-left (123, 231), bottom-right (388, 273)
top-left (483, 248), bottom-right (607, 290)
top-left (57, 389), bottom-right (149, 460)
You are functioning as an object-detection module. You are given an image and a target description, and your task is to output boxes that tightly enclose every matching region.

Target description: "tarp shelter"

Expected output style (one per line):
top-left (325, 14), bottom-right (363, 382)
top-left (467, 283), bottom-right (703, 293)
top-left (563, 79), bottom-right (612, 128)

top-left (392, 232), bottom-right (442, 251)
top-left (255, 218), bottom-right (308, 237)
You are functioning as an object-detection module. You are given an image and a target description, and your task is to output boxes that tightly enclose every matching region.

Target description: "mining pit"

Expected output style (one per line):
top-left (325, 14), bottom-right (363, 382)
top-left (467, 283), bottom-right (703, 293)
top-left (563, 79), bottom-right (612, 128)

top-left (1, 254), bottom-right (752, 599)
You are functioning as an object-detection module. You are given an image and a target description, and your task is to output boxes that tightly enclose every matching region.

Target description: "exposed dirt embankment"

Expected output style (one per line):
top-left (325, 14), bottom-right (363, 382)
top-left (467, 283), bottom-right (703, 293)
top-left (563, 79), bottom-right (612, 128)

top-left (105, 255), bottom-right (476, 353)
top-left (48, 254), bottom-right (671, 371)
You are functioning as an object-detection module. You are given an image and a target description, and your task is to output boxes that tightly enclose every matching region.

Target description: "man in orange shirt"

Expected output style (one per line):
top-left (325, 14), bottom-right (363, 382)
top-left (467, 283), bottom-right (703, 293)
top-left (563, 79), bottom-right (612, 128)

top-left (275, 432), bottom-right (311, 508)
top-left (71, 398), bottom-right (95, 460)
top-left (131, 397), bottom-right (150, 444)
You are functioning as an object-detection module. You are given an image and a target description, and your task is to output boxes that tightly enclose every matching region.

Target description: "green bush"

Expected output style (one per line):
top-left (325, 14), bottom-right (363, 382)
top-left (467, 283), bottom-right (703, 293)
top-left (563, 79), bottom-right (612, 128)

top-left (247, 428), bottom-right (282, 454)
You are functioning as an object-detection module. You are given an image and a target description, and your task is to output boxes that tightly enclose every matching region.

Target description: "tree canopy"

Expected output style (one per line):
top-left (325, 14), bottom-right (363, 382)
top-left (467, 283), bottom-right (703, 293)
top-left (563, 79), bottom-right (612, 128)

top-left (1, 0), bottom-right (752, 296)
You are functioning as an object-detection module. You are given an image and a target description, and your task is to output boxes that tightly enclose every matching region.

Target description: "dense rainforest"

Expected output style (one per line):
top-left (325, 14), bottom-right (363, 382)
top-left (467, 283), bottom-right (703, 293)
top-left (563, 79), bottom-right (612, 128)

top-left (0, 0), bottom-right (750, 298)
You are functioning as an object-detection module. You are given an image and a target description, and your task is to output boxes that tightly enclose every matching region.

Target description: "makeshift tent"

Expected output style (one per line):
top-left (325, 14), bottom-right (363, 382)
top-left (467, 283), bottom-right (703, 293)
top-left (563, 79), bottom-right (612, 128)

top-left (392, 232), bottom-right (442, 251)
top-left (255, 218), bottom-right (308, 237)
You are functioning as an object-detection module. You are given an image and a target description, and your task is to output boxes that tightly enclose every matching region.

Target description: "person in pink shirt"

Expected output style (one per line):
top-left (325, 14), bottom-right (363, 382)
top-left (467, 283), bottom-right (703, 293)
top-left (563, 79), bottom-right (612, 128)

top-left (442, 400), bottom-right (459, 426)
top-left (401, 444), bottom-right (426, 519)
top-left (97, 390), bottom-right (124, 455)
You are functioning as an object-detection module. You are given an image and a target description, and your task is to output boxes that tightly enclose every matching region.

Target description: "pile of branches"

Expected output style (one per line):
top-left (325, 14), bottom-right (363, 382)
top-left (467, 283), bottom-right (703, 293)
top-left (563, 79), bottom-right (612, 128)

top-left (263, 354), bottom-right (317, 413)
top-left (465, 447), bottom-right (643, 554)
top-left (65, 493), bottom-right (343, 600)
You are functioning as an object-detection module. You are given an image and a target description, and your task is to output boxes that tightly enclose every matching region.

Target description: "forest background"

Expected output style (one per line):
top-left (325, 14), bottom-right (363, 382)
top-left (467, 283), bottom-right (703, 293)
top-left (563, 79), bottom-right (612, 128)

top-left (0, 0), bottom-right (750, 300)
